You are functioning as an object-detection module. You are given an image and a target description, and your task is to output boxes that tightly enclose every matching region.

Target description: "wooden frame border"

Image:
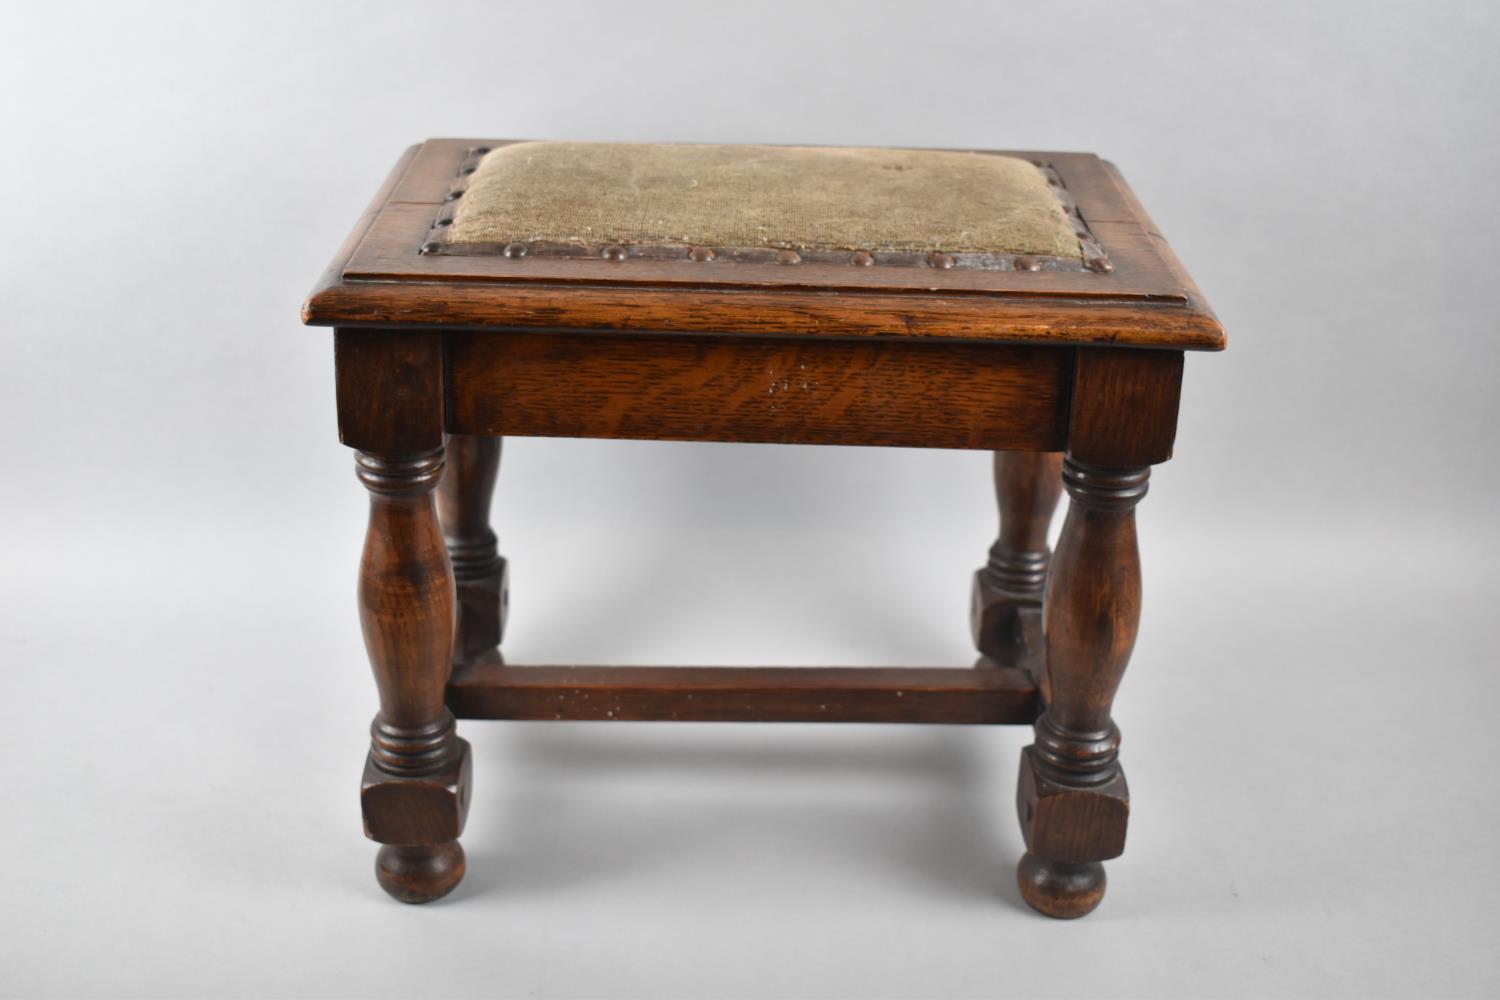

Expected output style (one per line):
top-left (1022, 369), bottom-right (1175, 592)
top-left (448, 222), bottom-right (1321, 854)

top-left (445, 329), bottom-right (1072, 450)
top-left (303, 140), bottom-right (1225, 351)
top-left (419, 144), bottom-right (1114, 275)
top-left (343, 142), bottom-right (1172, 297)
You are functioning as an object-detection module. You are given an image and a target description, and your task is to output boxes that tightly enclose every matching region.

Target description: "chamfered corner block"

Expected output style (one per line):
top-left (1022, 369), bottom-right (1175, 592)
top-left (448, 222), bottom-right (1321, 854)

top-left (360, 738), bottom-right (473, 846)
top-left (1016, 745), bottom-right (1130, 863)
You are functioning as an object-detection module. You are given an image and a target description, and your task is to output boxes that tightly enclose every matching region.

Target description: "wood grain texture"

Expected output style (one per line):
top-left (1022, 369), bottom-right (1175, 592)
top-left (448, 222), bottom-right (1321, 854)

top-left (335, 329), bottom-right (444, 453)
top-left (447, 657), bottom-right (1039, 724)
top-left (303, 139), bottom-right (1226, 351)
top-left (1100, 158), bottom-right (1224, 321)
top-left (436, 434), bottom-right (507, 665)
top-left (304, 144), bottom-right (420, 309)
top-left (375, 842), bottom-right (465, 905)
top-left (354, 448), bottom-right (471, 904)
top-left (1067, 348), bottom-right (1184, 467)
top-left (446, 330), bottom-right (1072, 450)
top-left (972, 452), bottom-right (1064, 670)
top-left (355, 204), bottom-right (1174, 297)
top-left (1016, 854), bottom-right (1106, 920)
top-left (311, 279), bottom-right (1224, 347)
top-left (350, 142), bottom-right (1178, 297)
top-left (1016, 458), bottom-right (1146, 918)
top-left (306, 139), bottom-right (1227, 917)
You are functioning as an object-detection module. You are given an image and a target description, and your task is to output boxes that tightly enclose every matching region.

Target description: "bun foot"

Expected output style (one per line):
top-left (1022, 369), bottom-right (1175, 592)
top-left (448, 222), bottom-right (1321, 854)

top-left (375, 842), bottom-right (465, 904)
top-left (1016, 852), bottom-right (1106, 919)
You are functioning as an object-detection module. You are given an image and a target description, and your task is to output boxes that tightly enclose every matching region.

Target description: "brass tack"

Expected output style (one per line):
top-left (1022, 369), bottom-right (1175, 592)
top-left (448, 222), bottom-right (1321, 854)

top-left (419, 241), bottom-right (442, 254)
top-left (1086, 258), bottom-right (1115, 273)
top-left (1014, 256), bottom-right (1043, 271)
top-left (437, 217), bottom-right (453, 227)
top-left (462, 166), bottom-right (477, 175)
top-left (501, 242), bottom-right (528, 259)
top-left (927, 252), bottom-right (956, 270)
top-left (601, 245), bottom-right (628, 261)
top-left (850, 250), bottom-right (875, 267)
top-left (688, 246), bottom-right (716, 262)
top-left (776, 250), bottom-right (802, 265)
top-left (444, 190), bottom-right (464, 201)
top-left (471, 146), bottom-right (491, 154)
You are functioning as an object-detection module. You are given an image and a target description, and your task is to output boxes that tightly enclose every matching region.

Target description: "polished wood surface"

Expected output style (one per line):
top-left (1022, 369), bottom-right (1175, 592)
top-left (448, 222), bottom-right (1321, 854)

top-left (334, 329), bottom-right (444, 453)
top-left (309, 138), bottom-right (1224, 916)
top-left (972, 451), bottom-right (1063, 672)
top-left (447, 330), bottom-right (1071, 450)
top-left (303, 140), bottom-right (1225, 351)
top-left (355, 447), bottom-right (471, 903)
top-left (1016, 458), bottom-right (1146, 918)
top-left (309, 279), bottom-right (1222, 347)
top-left (1068, 348), bottom-right (1184, 467)
top-left (448, 655), bottom-right (1039, 724)
top-left (437, 434), bottom-right (507, 665)
top-left (375, 842), bottom-right (466, 905)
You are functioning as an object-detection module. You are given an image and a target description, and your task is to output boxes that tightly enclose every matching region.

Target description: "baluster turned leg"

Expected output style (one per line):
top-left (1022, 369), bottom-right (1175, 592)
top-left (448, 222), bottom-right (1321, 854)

top-left (356, 448), bottom-right (472, 903)
top-left (1016, 458), bottom-right (1147, 918)
top-left (972, 451), bottom-right (1063, 669)
top-left (436, 434), bottom-right (508, 666)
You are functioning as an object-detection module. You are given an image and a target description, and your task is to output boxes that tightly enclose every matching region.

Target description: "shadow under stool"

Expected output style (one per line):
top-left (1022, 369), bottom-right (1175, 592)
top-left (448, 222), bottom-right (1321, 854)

top-left (301, 139), bottom-right (1226, 918)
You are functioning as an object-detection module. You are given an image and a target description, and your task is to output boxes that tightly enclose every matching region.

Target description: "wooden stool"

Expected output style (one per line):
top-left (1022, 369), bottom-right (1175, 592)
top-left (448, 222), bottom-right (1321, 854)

top-left (302, 140), bottom-right (1225, 917)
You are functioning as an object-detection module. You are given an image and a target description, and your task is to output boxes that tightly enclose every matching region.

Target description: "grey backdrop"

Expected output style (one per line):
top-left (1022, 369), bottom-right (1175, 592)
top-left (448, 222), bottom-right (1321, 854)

top-left (2, 2), bottom-right (1497, 997)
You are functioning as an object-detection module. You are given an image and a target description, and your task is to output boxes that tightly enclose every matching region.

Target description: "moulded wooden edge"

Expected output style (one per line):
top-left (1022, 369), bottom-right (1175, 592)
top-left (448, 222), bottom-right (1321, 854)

top-left (345, 141), bottom-right (1183, 298)
top-left (1100, 159), bottom-right (1226, 352)
top-left (342, 202), bottom-right (1182, 298)
top-left (301, 140), bottom-right (1226, 352)
top-left (304, 281), bottom-right (1225, 350)
top-left (302, 144), bottom-right (421, 325)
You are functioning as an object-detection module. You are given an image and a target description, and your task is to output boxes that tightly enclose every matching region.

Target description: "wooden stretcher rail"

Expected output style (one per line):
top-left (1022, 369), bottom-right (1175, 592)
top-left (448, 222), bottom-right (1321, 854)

top-left (446, 660), bottom-right (1040, 724)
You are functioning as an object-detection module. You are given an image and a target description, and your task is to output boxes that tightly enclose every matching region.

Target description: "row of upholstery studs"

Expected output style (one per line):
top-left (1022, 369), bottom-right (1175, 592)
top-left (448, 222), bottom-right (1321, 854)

top-left (423, 234), bottom-right (1045, 271)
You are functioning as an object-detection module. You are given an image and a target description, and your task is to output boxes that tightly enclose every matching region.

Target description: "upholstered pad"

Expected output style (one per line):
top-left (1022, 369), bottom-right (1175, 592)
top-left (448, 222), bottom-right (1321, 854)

top-left (447, 142), bottom-right (1083, 258)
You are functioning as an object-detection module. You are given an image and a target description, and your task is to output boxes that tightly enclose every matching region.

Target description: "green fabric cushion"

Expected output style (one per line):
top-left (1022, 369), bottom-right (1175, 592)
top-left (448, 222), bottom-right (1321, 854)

top-left (448, 141), bottom-right (1081, 257)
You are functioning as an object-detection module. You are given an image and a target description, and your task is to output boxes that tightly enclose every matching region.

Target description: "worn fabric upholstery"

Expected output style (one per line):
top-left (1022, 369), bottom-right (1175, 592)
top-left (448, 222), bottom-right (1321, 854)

top-left (448, 141), bottom-right (1082, 257)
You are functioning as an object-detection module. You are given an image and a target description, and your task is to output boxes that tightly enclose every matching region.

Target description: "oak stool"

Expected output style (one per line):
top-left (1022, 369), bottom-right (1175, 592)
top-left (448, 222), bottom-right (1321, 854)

top-left (302, 140), bottom-right (1225, 917)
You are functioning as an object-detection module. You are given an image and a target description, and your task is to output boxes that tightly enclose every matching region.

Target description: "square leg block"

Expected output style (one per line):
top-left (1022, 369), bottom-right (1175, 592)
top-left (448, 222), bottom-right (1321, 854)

top-left (361, 738), bottom-right (473, 846)
top-left (1016, 745), bottom-right (1129, 863)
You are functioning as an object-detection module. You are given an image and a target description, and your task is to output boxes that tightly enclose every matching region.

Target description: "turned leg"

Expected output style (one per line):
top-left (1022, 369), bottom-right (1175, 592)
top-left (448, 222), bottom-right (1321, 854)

top-left (972, 451), bottom-right (1063, 669)
top-left (436, 434), bottom-right (508, 666)
top-left (1015, 458), bottom-right (1147, 918)
top-left (356, 448), bottom-right (472, 904)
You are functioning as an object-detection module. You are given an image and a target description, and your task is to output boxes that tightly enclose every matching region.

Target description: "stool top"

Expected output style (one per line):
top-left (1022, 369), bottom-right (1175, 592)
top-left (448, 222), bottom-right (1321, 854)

top-left (304, 139), bottom-right (1224, 351)
top-left (448, 142), bottom-right (1084, 258)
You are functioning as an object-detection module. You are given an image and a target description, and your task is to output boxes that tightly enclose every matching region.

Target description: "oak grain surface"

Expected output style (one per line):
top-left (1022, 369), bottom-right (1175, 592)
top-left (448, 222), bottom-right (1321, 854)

top-left (448, 657), bottom-right (1040, 724)
top-left (304, 139), bottom-right (1225, 351)
top-left (446, 330), bottom-right (1072, 450)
